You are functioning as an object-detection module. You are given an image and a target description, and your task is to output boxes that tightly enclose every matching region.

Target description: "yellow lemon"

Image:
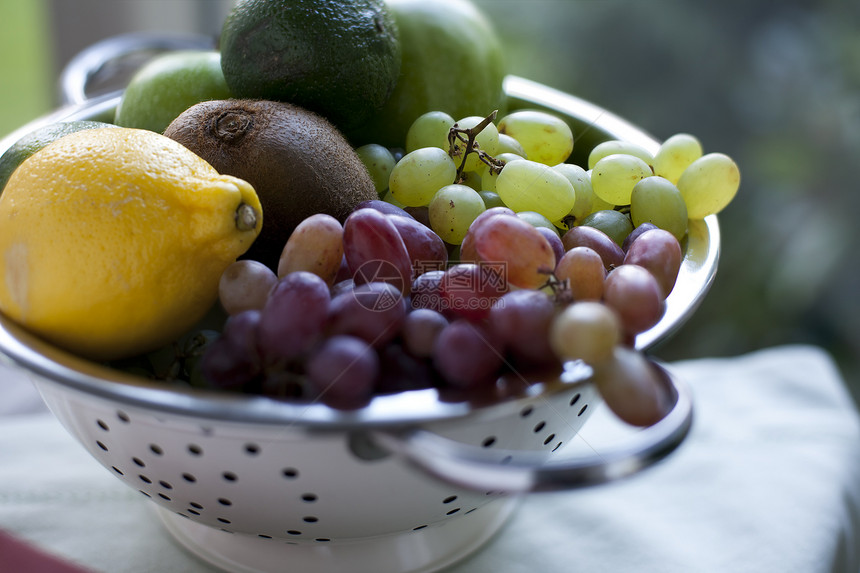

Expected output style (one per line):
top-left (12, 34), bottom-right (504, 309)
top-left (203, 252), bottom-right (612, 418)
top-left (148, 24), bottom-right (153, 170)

top-left (0, 127), bottom-right (262, 361)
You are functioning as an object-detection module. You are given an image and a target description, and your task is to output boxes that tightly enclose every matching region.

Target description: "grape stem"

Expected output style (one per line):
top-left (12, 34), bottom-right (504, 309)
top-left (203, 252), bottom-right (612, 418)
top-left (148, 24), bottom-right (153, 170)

top-left (448, 110), bottom-right (506, 183)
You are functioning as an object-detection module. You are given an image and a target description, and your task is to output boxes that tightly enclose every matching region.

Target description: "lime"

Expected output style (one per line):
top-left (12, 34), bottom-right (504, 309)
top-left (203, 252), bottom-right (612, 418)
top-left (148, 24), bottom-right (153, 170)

top-left (114, 50), bottom-right (232, 134)
top-left (349, 0), bottom-right (507, 147)
top-left (0, 120), bottom-right (116, 193)
top-left (220, 0), bottom-right (401, 134)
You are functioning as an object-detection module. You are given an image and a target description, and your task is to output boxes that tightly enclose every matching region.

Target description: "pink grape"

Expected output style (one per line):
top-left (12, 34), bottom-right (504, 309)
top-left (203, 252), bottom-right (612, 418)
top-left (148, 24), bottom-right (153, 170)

top-left (561, 225), bottom-right (624, 271)
top-left (459, 206), bottom-right (516, 263)
top-left (327, 281), bottom-right (407, 348)
top-left (623, 228), bottom-right (682, 298)
top-left (471, 214), bottom-right (557, 289)
top-left (603, 264), bottom-right (664, 336)
top-left (306, 335), bottom-right (378, 409)
top-left (257, 271), bottom-right (331, 365)
top-left (554, 246), bottom-right (606, 301)
top-left (433, 319), bottom-right (503, 389)
top-left (592, 346), bottom-right (671, 427)
top-left (218, 260), bottom-right (278, 315)
top-left (277, 213), bottom-right (344, 285)
top-left (343, 208), bottom-right (413, 295)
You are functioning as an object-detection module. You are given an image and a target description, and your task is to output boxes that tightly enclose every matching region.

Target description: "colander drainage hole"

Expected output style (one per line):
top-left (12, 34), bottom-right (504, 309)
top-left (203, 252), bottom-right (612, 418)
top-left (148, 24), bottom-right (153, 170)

top-left (569, 393), bottom-right (581, 407)
top-left (217, 518), bottom-right (231, 525)
top-left (116, 411), bottom-right (130, 423)
top-left (150, 444), bottom-right (164, 456)
top-left (482, 437), bottom-right (496, 448)
top-left (443, 496), bottom-right (458, 504)
top-left (520, 405), bottom-right (533, 418)
top-left (578, 404), bottom-right (588, 417)
top-left (158, 493), bottom-right (171, 501)
top-left (187, 444), bottom-right (203, 456)
top-left (218, 498), bottom-right (232, 507)
top-left (96, 441), bottom-right (108, 452)
top-left (301, 493), bottom-right (317, 503)
top-left (133, 457), bottom-right (145, 467)
top-left (222, 471), bottom-right (238, 482)
top-left (139, 475), bottom-right (152, 484)
top-left (244, 443), bottom-right (260, 455)
top-left (96, 419), bottom-right (109, 431)
top-left (287, 530), bottom-right (302, 536)
top-left (413, 525), bottom-right (428, 531)
top-left (303, 516), bottom-right (318, 523)
top-left (182, 473), bottom-right (196, 483)
top-left (159, 480), bottom-right (173, 490)
top-left (533, 421), bottom-right (546, 433)
top-left (282, 468), bottom-right (299, 479)
top-left (543, 433), bottom-right (556, 446)
top-left (112, 466), bottom-right (123, 476)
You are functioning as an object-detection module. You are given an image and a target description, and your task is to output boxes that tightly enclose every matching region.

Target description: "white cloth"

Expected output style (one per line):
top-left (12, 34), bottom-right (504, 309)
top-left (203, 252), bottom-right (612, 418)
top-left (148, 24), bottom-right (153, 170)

top-left (1, 345), bottom-right (858, 573)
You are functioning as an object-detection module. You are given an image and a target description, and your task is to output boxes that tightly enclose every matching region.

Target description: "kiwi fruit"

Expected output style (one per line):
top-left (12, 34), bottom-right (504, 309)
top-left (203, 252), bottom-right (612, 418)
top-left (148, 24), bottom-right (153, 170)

top-left (164, 99), bottom-right (377, 269)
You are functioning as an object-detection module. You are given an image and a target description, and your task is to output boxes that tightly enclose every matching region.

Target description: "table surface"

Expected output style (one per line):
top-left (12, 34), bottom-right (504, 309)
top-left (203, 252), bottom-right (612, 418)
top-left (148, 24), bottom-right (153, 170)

top-left (1, 344), bottom-right (859, 573)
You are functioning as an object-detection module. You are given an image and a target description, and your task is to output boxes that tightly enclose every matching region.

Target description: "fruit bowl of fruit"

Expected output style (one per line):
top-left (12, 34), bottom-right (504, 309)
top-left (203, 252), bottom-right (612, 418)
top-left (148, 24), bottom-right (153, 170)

top-left (0, 2), bottom-right (737, 571)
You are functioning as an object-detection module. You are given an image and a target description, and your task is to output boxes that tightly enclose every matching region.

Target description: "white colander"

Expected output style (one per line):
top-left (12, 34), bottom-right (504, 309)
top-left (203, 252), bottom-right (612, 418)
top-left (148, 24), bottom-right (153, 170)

top-left (0, 34), bottom-right (718, 573)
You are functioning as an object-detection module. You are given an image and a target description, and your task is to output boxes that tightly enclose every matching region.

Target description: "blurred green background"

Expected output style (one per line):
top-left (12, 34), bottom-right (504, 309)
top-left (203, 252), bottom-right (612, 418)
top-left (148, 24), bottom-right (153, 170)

top-left (1, 0), bottom-right (857, 404)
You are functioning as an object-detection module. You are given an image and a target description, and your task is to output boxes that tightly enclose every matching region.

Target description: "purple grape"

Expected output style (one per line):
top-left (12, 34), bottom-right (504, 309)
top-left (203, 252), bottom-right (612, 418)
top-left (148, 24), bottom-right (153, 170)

top-left (537, 226), bottom-right (565, 265)
top-left (388, 214), bottom-right (448, 278)
top-left (306, 335), bottom-right (378, 409)
top-left (433, 319), bottom-right (503, 389)
top-left (622, 222), bottom-right (659, 252)
top-left (438, 263), bottom-right (507, 321)
top-left (354, 199), bottom-right (414, 219)
top-left (327, 281), bottom-right (407, 348)
top-left (410, 270), bottom-right (446, 312)
top-left (489, 290), bottom-right (558, 367)
top-left (257, 271), bottom-right (331, 365)
top-left (375, 342), bottom-right (440, 394)
top-left (402, 308), bottom-right (449, 358)
top-left (200, 310), bottom-right (263, 390)
top-left (343, 208), bottom-right (413, 295)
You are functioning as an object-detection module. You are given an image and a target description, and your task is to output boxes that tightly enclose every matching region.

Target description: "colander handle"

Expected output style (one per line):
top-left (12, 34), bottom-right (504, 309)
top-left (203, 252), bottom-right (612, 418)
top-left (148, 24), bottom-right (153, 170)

top-left (371, 363), bottom-right (693, 493)
top-left (58, 32), bottom-right (216, 106)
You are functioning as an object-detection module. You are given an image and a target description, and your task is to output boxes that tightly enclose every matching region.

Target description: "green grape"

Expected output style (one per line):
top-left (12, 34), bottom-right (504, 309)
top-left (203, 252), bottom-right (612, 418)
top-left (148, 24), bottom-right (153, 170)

top-left (459, 169), bottom-right (483, 191)
top-left (591, 153), bottom-right (652, 206)
top-left (549, 301), bottom-right (620, 365)
top-left (478, 190), bottom-right (506, 209)
top-left (630, 176), bottom-right (688, 241)
top-left (382, 188), bottom-right (407, 208)
top-left (495, 159), bottom-right (576, 222)
top-left (496, 133), bottom-right (528, 158)
top-left (355, 143), bottom-right (396, 195)
top-left (497, 109), bottom-right (573, 166)
top-left (587, 140), bottom-right (655, 170)
top-left (451, 115), bottom-right (499, 173)
top-left (653, 133), bottom-right (703, 184)
top-left (406, 111), bottom-right (455, 153)
top-left (428, 184), bottom-right (487, 244)
top-left (578, 209), bottom-right (634, 247)
top-left (676, 152), bottom-right (741, 219)
top-left (553, 163), bottom-right (593, 221)
top-left (389, 147), bottom-right (457, 207)
top-left (516, 210), bottom-right (557, 234)
top-left (480, 152), bottom-right (524, 192)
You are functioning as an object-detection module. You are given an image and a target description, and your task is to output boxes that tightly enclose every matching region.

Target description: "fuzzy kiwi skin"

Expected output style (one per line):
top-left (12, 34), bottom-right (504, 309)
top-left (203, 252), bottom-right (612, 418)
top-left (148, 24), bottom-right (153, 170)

top-left (164, 99), bottom-right (377, 270)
